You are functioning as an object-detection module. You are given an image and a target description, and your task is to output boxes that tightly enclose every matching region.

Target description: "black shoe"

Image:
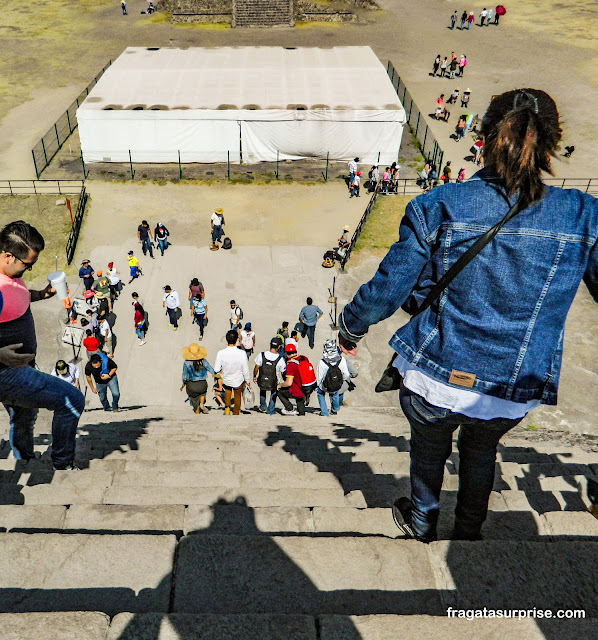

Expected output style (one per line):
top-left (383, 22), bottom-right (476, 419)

top-left (391, 497), bottom-right (436, 542)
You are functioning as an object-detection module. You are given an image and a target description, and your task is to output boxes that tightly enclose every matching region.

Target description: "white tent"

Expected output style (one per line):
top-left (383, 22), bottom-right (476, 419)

top-left (77, 46), bottom-right (406, 165)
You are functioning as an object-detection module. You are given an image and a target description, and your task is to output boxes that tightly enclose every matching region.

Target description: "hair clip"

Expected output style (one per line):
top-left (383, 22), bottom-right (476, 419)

top-left (513, 90), bottom-right (539, 113)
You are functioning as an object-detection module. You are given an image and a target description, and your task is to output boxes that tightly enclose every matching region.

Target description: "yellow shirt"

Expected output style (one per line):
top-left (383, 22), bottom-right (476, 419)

top-left (127, 255), bottom-right (139, 268)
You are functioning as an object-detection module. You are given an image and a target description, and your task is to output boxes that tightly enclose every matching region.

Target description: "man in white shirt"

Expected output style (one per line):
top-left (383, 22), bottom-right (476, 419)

top-left (51, 360), bottom-right (80, 390)
top-left (210, 207), bottom-right (225, 249)
top-left (284, 330), bottom-right (299, 350)
top-left (162, 285), bottom-right (181, 331)
top-left (99, 317), bottom-right (114, 357)
top-left (106, 262), bottom-right (121, 303)
top-left (253, 337), bottom-right (286, 414)
top-left (214, 330), bottom-right (251, 415)
top-left (229, 299), bottom-right (243, 330)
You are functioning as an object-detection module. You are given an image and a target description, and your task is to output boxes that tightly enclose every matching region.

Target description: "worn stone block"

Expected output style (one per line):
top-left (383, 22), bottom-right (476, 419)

top-left (19, 484), bottom-right (107, 505)
top-left (65, 505), bottom-right (185, 533)
top-left (174, 536), bottom-right (442, 615)
top-left (185, 505), bottom-right (314, 535)
top-left (240, 472), bottom-right (341, 489)
top-left (108, 612), bottom-right (316, 640)
top-left (0, 505), bottom-right (66, 532)
top-left (0, 533), bottom-right (176, 615)
top-left (0, 612), bottom-right (109, 640)
top-left (319, 615), bottom-right (598, 640)
top-left (543, 511), bottom-right (598, 539)
top-left (427, 540), bottom-right (598, 616)
top-left (312, 507), bottom-right (399, 538)
top-left (124, 460), bottom-right (234, 473)
top-left (113, 471), bottom-right (241, 488)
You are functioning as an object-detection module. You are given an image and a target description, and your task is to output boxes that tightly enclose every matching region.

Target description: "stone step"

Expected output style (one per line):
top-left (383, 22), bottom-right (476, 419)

top-left (3, 611), bottom-right (596, 640)
top-left (102, 486), bottom-right (352, 507)
top-left (0, 533), bottom-right (176, 616)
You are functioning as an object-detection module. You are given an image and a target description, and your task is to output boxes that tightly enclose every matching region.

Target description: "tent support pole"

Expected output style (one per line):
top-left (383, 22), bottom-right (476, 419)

top-left (80, 154), bottom-right (86, 179)
top-left (178, 150), bottom-right (182, 180)
top-left (129, 150), bottom-right (134, 180)
top-left (276, 150), bottom-right (279, 179)
top-left (227, 151), bottom-right (230, 180)
top-left (324, 152), bottom-right (329, 182)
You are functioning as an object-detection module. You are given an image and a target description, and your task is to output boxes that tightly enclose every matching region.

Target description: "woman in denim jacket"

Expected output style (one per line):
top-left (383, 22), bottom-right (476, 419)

top-left (339, 89), bottom-right (598, 542)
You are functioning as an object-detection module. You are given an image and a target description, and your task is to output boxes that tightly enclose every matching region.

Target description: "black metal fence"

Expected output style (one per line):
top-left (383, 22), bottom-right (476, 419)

top-left (340, 184), bottom-right (381, 272)
top-left (32, 61), bottom-right (112, 179)
top-left (65, 184), bottom-right (89, 265)
top-left (0, 180), bottom-right (85, 195)
top-left (387, 61), bottom-right (445, 171)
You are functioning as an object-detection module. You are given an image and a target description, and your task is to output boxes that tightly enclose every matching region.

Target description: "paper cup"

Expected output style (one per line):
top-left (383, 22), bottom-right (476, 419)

top-left (47, 271), bottom-right (68, 299)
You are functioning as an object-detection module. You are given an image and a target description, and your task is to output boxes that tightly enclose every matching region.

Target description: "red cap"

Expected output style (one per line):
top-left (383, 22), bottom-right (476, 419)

top-left (284, 344), bottom-right (297, 353)
top-left (84, 290), bottom-right (95, 299)
top-left (108, 262), bottom-right (113, 268)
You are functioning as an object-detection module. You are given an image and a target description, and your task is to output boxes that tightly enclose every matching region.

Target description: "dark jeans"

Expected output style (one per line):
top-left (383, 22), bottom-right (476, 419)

top-left (278, 388), bottom-right (306, 415)
top-left (399, 387), bottom-right (523, 540)
top-left (83, 276), bottom-right (94, 291)
top-left (0, 365), bottom-right (85, 468)
top-left (167, 307), bottom-right (178, 328)
top-left (141, 236), bottom-right (153, 257)
top-left (97, 376), bottom-right (120, 411)
top-left (300, 324), bottom-right (316, 349)
top-left (212, 226), bottom-right (223, 243)
top-left (194, 313), bottom-right (205, 337)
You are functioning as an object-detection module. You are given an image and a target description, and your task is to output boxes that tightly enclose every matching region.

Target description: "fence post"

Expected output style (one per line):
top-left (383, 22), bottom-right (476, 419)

top-left (178, 150), bottom-right (182, 180)
top-left (422, 126), bottom-right (428, 153)
top-left (66, 110), bottom-right (72, 134)
top-left (41, 139), bottom-right (48, 166)
top-left (276, 150), bottom-right (279, 179)
top-left (227, 151), bottom-right (230, 180)
top-left (32, 150), bottom-right (39, 180)
top-left (324, 151), bottom-right (329, 182)
top-left (8, 181), bottom-right (12, 196)
top-left (129, 150), bottom-right (134, 180)
top-left (415, 112), bottom-right (420, 138)
top-left (54, 123), bottom-right (60, 148)
top-left (402, 86), bottom-right (407, 104)
top-left (407, 98), bottom-right (413, 123)
top-left (80, 154), bottom-right (87, 179)
top-left (587, 179), bottom-right (591, 194)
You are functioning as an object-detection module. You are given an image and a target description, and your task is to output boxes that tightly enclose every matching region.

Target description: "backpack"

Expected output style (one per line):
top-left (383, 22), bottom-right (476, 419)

top-left (257, 353), bottom-right (282, 391)
top-left (236, 306), bottom-right (244, 320)
top-left (241, 331), bottom-right (254, 350)
top-left (323, 363), bottom-right (343, 392)
top-left (368, 168), bottom-right (374, 180)
top-left (222, 237), bottom-right (232, 250)
top-left (297, 355), bottom-right (316, 388)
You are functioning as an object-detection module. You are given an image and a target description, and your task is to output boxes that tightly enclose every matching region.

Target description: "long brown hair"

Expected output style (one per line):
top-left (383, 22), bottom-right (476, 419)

top-left (481, 89), bottom-right (561, 209)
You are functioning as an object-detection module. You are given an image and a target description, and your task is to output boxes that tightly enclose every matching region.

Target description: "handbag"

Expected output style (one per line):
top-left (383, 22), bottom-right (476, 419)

top-left (375, 197), bottom-right (523, 392)
top-left (242, 384), bottom-right (255, 408)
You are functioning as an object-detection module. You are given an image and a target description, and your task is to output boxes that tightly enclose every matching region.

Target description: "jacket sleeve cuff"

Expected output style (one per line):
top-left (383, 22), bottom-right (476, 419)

top-left (338, 310), bottom-right (366, 343)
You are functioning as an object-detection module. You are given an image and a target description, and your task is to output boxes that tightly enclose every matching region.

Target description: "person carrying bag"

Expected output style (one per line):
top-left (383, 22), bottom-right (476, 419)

top-left (337, 89), bottom-right (598, 544)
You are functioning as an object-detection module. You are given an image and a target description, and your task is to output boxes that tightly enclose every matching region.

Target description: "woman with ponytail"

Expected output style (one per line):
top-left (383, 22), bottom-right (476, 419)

top-left (338, 88), bottom-right (598, 542)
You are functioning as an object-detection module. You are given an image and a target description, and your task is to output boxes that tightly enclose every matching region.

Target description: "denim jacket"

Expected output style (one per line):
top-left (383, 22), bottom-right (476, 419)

top-left (339, 169), bottom-right (598, 405)
top-left (182, 359), bottom-right (215, 383)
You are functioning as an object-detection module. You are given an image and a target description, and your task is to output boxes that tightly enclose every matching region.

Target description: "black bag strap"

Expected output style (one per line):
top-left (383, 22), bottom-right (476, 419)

top-left (412, 197), bottom-right (522, 318)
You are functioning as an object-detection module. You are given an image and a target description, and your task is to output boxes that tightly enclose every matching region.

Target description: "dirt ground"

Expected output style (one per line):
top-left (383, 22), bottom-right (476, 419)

top-left (0, 0), bottom-right (596, 180)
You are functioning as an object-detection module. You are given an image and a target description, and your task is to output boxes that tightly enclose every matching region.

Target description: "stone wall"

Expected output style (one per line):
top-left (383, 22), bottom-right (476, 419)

top-left (157, 0), bottom-right (377, 25)
top-left (232, 0), bottom-right (294, 27)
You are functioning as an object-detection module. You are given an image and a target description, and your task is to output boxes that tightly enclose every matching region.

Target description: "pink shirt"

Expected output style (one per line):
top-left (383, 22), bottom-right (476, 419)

top-left (0, 273), bottom-right (30, 322)
top-left (383, 172), bottom-right (390, 182)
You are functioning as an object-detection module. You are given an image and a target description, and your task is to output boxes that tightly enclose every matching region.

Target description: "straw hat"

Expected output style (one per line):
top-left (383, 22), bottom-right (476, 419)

top-left (215, 208), bottom-right (224, 214)
top-left (95, 291), bottom-right (105, 298)
top-left (343, 225), bottom-right (350, 231)
top-left (182, 343), bottom-right (207, 360)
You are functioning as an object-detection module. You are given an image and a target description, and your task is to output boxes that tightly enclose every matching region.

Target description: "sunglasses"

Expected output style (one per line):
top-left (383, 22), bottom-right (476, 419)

top-left (5, 253), bottom-right (37, 270)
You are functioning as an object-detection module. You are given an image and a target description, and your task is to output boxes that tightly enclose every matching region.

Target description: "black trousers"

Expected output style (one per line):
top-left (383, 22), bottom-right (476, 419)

top-left (278, 388), bottom-right (306, 415)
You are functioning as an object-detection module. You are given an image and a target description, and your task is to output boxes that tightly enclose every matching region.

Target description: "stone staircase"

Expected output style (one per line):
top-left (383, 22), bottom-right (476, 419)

top-left (232, 0), bottom-right (294, 28)
top-left (1, 405), bottom-right (597, 639)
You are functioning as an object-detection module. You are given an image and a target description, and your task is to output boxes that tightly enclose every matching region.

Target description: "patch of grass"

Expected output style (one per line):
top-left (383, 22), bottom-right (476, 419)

top-left (353, 194), bottom-right (413, 256)
top-left (526, 424), bottom-right (538, 431)
top-left (295, 21), bottom-right (342, 28)
top-left (0, 195), bottom-right (78, 282)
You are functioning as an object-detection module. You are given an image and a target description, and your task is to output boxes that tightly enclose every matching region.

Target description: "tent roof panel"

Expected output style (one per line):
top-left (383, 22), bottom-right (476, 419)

top-left (80, 46), bottom-right (404, 112)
